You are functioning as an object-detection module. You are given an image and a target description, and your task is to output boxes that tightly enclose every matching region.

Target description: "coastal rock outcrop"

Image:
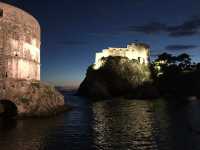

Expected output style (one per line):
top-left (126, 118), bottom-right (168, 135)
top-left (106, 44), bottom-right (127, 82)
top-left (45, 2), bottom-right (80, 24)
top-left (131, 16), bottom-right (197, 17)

top-left (0, 79), bottom-right (68, 117)
top-left (78, 56), bottom-right (158, 100)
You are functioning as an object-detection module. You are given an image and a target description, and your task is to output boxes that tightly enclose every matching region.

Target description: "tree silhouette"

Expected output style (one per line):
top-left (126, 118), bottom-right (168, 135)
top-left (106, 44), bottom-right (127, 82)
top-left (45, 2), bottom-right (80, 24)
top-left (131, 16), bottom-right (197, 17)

top-left (155, 53), bottom-right (175, 65)
top-left (176, 53), bottom-right (191, 70)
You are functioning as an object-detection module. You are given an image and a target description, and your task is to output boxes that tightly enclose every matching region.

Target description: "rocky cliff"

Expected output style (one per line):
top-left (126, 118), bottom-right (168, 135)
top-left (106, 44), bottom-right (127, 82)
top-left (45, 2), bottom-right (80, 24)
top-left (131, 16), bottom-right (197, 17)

top-left (0, 79), bottom-right (69, 117)
top-left (78, 56), bottom-right (159, 100)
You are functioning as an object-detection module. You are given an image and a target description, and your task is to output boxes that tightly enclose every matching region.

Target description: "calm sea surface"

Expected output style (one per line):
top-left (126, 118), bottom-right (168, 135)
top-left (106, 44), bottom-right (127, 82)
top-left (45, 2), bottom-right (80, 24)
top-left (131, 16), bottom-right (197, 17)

top-left (1, 91), bottom-right (200, 150)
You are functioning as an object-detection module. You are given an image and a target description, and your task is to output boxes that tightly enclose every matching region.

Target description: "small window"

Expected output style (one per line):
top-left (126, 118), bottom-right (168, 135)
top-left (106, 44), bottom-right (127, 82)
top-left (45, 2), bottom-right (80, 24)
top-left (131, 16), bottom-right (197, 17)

top-left (0, 8), bottom-right (3, 17)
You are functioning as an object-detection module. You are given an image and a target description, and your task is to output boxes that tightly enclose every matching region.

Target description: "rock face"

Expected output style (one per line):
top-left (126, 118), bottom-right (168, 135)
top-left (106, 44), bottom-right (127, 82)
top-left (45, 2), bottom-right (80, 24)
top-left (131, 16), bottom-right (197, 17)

top-left (78, 56), bottom-right (159, 100)
top-left (0, 79), bottom-right (67, 117)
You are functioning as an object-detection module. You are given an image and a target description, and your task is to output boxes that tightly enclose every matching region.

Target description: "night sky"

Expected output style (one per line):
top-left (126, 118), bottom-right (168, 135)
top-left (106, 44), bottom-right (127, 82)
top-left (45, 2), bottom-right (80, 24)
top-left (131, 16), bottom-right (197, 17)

top-left (2, 0), bottom-right (200, 86)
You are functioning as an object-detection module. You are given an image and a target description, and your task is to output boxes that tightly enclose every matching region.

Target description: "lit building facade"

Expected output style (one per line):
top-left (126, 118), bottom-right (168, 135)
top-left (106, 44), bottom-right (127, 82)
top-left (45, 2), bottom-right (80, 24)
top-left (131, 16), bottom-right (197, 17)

top-left (94, 43), bottom-right (150, 69)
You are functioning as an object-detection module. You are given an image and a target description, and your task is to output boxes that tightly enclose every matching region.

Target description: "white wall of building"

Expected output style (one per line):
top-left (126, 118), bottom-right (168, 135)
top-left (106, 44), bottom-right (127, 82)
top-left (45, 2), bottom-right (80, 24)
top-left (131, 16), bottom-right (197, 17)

top-left (94, 43), bottom-right (150, 69)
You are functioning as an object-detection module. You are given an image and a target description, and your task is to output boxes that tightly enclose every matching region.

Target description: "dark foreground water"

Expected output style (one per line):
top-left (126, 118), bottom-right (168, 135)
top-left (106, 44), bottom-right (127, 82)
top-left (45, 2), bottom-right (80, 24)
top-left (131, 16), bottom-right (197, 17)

top-left (1, 91), bottom-right (200, 150)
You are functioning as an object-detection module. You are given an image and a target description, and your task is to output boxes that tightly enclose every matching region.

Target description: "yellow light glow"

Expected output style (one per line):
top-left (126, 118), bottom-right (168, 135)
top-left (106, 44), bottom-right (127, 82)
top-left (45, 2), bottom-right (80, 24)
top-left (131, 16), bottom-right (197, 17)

top-left (93, 43), bottom-right (150, 69)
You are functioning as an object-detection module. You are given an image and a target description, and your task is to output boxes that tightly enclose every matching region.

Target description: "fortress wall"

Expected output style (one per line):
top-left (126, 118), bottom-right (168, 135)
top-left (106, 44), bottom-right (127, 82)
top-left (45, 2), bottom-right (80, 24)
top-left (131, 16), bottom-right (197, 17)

top-left (7, 58), bottom-right (40, 80)
top-left (94, 43), bottom-right (150, 69)
top-left (131, 48), bottom-right (149, 64)
top-left (0, 2), bottom-right (41, 80)
top-left (10, 39), bottom-right (40, 62)
top-left (0, 2), bottom-right (40, 41)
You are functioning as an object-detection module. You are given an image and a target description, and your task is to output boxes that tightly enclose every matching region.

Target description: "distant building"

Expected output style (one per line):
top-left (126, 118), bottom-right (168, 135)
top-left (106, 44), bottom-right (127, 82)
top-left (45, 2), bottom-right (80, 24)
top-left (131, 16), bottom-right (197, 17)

top-left (94, 43), bottom-right (150, 69)
top-left (0, 2), bottom-right (41, 80)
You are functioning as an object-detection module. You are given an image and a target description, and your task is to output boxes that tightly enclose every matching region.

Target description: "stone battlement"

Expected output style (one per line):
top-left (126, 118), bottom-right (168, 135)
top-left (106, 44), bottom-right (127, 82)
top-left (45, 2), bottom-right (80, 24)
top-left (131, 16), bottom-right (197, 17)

top-left (94, 43), bottom-right (150, 69)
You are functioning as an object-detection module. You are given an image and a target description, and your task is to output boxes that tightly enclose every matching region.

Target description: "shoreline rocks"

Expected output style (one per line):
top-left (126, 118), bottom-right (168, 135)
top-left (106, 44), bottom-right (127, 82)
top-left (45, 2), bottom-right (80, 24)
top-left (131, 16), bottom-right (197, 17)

top-left (0, 79), bottom-right (70, 117)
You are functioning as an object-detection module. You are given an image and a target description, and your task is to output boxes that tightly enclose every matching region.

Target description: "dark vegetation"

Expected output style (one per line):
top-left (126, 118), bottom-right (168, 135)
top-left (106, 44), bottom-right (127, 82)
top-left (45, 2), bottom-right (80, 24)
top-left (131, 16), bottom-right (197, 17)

top-left (151, 52), bottom-right (200, 99)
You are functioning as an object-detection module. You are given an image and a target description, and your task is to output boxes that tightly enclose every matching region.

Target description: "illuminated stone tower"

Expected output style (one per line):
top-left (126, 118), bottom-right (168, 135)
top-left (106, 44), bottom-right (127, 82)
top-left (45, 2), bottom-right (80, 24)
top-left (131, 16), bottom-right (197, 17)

top-left (94, 42), bottom-right (150, 69)
top-left (0, 2), bottom-right (41, 80)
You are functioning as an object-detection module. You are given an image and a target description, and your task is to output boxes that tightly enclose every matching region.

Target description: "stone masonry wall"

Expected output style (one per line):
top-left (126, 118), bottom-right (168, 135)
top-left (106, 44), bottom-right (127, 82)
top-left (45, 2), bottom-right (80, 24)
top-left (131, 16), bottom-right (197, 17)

top-left (0, 2), bottom-right (40, 80)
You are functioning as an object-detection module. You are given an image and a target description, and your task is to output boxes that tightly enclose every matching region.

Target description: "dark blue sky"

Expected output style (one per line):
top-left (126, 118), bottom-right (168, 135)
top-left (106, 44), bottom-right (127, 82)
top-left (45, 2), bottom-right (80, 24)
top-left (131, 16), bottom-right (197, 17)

top-left (3, 0), bottom-right (200, 86)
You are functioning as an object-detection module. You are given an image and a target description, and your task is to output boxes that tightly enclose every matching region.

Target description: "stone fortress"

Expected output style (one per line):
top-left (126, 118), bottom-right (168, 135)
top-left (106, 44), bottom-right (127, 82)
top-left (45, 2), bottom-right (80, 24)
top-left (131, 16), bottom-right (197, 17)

top-left (94, 42), bottom-right (150, 69)
top-left (0, 2), bottom-right (40, 80)
top-left (0, 2), bottom-right (67, 117)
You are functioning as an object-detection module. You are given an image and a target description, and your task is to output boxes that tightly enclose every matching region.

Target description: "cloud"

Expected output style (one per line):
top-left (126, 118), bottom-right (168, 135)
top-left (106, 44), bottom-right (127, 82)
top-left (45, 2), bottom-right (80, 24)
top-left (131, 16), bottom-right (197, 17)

top-left (165, 44), bottom-right (198, 51)
top-left (128, 22), bottom-right (166, 34)
top-left (128, 17), bottom-right (200, 37)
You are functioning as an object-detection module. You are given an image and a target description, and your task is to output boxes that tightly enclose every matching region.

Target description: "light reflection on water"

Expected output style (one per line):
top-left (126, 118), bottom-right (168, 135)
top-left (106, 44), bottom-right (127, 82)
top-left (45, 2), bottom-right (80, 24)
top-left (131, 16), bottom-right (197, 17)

top-left (92, 99), bottom-right (171, 150)
top-left (0, 91), bottom-right (200, 150)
